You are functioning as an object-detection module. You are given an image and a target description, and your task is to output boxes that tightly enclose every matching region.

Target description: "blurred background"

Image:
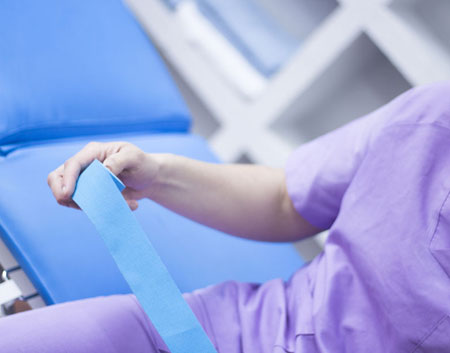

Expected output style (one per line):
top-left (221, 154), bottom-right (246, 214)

top-left (0, 0), bottom-right (449, 314)
top-left (129, 0), bottom-right (450, 168)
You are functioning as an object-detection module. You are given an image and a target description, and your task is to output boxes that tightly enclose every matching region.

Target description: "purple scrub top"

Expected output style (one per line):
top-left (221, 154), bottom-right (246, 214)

top-left (284, 82), bottom-right (450, 352)
top-left (184, 83), bottom-right (450, 353)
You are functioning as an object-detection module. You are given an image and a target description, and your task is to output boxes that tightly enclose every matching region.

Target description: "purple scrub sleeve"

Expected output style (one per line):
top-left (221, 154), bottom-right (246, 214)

top-left (285, 83), bottom-right (421, 230)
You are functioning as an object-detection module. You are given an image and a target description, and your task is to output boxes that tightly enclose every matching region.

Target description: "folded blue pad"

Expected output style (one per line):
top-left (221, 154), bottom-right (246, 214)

top-left (0, 134), bottom-right (304, 304)
top-left (0, 0), bottom-right (190, 147)
top-left (197, 0), bottom-right (299, 76)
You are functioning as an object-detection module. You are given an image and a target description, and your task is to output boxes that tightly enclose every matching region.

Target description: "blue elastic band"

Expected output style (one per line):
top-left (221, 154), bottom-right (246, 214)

top-left (72, 160), bottom-right (217, 353)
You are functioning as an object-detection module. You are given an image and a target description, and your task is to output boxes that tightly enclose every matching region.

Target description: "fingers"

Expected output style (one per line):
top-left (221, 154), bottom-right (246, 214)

top-left (47, 164), bottom-right (65, 201)
top-left (62, 142), bottom-right (105, 198)
top-left (47, 165), bottom-right (80, 209)
top-left (48, 141), bottom-right (139, 210)
top-left (48, 141), bottom-right (104, 206)
top-left (48, 163), bottom-right (139, 211)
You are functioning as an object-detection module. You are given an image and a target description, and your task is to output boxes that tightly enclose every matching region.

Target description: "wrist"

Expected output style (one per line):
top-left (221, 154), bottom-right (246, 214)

top-left (144, 153), bottom-right (175, 200)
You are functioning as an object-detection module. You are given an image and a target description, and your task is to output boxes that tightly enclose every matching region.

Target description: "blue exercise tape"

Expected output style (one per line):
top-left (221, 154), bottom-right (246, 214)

top-left (72, 160), bottom-right (217, 353)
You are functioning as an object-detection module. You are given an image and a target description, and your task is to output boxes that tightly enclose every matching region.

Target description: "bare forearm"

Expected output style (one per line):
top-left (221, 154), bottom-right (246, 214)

top-left (48, 141), bottom-right (320, 241)
top-left (148, 154), bottom-right (320, 242)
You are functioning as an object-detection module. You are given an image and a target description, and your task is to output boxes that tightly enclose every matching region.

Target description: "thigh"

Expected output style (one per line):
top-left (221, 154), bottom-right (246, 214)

top-left (0, 294), bottom-right (159, 353)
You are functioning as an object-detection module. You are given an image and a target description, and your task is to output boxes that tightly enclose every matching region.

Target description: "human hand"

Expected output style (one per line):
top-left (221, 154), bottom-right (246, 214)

top-left (47, 142), bottom-right (160, 210)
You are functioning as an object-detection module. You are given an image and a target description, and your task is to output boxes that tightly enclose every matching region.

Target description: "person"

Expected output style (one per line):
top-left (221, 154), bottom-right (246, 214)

top-left (0, 82), bottom-right (449, 353)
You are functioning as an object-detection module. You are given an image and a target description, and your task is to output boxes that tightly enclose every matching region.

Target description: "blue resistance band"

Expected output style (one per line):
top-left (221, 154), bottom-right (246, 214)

top-left (72, 160), bottom-right (217, 353)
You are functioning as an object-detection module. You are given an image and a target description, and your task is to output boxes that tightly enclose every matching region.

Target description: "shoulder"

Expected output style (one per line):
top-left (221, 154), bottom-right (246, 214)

top-left (385, 81), bottom-right (450, 129)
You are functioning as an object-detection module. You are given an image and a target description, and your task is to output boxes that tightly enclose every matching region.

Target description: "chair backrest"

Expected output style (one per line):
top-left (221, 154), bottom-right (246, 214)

top-left (0, 0), bottom-right (190, 150)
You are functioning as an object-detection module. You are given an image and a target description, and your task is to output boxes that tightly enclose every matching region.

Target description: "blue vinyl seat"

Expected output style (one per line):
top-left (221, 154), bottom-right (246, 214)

top-left (0, 0), bottom-right (304, 305)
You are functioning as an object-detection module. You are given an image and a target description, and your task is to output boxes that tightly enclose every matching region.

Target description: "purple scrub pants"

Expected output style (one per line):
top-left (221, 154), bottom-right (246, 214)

top-left (0, 295), bottom-right (167, 353)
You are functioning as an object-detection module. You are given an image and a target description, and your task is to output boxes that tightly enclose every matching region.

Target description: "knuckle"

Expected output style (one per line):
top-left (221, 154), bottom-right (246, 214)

top-left (121, 141), bottom-right (135, 152)
top-left (106, 155), bottom-right (117, 165)
top-left (86, 141), bottom-right (100, 149)
top-left (63, 158), bottom-right (72, 169)
top-left (135, 150), bottom-right (146, 163)
top-left (84, 141), bottom-right (101, 155)
top-left (64, 157), bottom-right (80, 171)
top-left (47, 172), bottom-right (54, 186)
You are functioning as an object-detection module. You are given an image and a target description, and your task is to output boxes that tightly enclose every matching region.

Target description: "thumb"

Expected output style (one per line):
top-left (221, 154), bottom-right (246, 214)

top-left (123, 189), bottom-right (140, 211)
top-left (127, 199), bottom-right (139, 211)
top-left (122, 187), bottom-right (143, 201)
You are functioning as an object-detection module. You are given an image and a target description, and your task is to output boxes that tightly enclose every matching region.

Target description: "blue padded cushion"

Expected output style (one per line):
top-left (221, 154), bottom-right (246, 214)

top-left (0, 0), bottom-right (190, 147)
top-left (0, 134), bottom-right (304, 304)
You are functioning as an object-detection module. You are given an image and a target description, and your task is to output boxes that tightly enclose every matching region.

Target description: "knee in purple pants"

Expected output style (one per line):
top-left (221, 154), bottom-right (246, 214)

top-left (0, 294), bottom-right (161, 353)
